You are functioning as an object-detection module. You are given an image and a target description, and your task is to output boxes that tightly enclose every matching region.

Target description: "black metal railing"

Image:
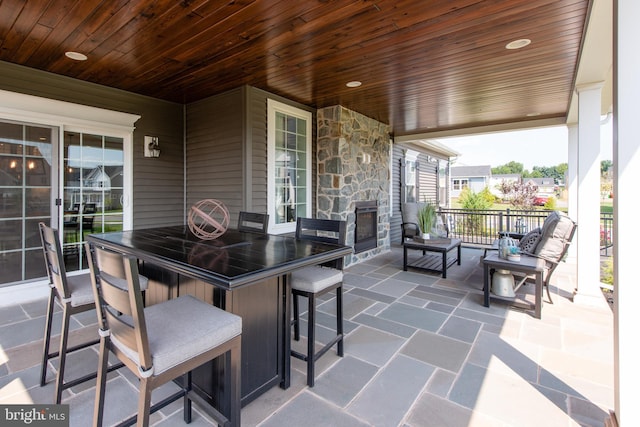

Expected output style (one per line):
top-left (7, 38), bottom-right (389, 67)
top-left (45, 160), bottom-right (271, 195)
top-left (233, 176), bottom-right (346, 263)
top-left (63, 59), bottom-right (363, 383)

top-left (600, 212), bottom-right (613, 256)
top-left (438, 208), bottom-right (613, 256)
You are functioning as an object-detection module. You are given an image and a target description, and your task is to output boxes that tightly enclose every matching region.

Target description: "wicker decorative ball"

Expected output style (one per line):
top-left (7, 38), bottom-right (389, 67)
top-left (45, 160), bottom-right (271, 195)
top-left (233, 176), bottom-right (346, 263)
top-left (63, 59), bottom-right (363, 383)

top-left (187, 199), bottom-right (230, 240)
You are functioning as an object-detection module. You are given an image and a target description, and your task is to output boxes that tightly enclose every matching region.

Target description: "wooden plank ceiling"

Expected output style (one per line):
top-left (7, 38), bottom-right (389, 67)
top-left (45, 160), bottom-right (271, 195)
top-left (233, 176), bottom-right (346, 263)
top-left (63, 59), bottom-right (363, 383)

top-left (0, 0), bottom-right (590, 137)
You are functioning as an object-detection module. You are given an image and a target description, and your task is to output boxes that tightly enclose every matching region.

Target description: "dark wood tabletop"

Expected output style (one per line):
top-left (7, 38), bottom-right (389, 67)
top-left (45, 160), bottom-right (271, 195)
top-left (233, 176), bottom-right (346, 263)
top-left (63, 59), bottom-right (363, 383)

top-left (87, 225), bottom-right (352, 290)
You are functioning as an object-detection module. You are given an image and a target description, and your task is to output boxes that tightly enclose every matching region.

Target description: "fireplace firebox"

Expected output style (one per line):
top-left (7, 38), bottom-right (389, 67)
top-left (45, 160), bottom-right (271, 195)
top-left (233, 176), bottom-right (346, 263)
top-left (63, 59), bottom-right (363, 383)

top-left (354, 201), bottom-right (378, 253)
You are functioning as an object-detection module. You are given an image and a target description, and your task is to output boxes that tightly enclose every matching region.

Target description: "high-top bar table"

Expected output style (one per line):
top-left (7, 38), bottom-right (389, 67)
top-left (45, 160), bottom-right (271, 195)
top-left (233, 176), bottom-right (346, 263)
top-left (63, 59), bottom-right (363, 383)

top-left (87, 225), bottom-right (352, 413)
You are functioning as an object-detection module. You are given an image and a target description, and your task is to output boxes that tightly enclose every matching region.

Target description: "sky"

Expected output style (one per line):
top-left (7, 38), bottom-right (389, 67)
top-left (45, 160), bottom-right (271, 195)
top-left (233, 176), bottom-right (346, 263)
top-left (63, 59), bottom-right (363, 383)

top-left (438, 120), bottom-right (613, 171)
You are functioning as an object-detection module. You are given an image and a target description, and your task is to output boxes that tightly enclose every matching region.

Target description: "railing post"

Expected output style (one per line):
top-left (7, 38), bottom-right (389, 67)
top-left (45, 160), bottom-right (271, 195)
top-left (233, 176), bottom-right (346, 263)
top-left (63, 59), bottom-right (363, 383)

top-left (498, 211), bottom-right (503, 233)
top-left (506, 208), bottom-right (511, 232)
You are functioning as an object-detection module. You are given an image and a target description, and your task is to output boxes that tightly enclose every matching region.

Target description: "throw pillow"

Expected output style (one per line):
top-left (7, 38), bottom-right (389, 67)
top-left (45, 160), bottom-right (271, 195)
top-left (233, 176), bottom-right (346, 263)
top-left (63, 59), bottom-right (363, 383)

top-left (518, 228), bottom-right (542, 253)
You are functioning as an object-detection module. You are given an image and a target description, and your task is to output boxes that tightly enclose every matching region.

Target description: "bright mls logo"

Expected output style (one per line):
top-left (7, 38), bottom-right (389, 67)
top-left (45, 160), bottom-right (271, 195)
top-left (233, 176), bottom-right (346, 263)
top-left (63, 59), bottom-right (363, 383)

top-left (1, 405), bottom-right (68, 426)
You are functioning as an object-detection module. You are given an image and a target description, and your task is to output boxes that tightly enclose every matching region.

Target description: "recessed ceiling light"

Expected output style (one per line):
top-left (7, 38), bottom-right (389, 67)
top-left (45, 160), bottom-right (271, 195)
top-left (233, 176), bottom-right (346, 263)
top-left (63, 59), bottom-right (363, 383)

top-left (526, 112), bottom-right (541, 117)
top-left (505, 39), bottom-right (531, 50)
top-left (346, 81), bottom-right (362, 88)
top-left (65, 51), bottom-right (88, 61)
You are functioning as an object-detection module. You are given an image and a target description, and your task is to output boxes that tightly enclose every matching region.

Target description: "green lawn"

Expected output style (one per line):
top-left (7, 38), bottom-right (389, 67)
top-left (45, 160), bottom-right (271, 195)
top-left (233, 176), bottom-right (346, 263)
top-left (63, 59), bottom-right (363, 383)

top-left (601, 199), bottom-right (613, 213)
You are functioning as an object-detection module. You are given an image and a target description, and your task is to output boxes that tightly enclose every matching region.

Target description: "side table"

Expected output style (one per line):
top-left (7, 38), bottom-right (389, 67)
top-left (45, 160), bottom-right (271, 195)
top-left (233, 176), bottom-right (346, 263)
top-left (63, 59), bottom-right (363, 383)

top-left (482, 252), bottom-right (546, 319)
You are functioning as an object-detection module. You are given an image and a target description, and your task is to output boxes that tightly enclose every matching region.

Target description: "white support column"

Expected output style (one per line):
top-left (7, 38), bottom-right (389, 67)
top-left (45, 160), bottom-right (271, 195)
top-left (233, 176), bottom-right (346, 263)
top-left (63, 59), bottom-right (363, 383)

top-left (566, 124), bottom-right (578, 261)
top-left (573, 83), bottom-right (605, 306)
top-left (613, 1), bottom-right (640, 424)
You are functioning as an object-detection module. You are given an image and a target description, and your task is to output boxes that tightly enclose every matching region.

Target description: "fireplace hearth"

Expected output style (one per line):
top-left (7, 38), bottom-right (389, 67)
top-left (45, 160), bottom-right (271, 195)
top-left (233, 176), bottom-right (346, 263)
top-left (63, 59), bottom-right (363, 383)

top-left (354, 201), bottom-right (378, 254)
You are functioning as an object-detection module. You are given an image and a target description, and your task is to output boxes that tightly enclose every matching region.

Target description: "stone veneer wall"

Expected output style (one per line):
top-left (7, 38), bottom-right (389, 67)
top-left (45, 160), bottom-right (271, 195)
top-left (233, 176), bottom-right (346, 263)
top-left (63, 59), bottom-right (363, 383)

top-left (317, 105), bottom-right (391, 266)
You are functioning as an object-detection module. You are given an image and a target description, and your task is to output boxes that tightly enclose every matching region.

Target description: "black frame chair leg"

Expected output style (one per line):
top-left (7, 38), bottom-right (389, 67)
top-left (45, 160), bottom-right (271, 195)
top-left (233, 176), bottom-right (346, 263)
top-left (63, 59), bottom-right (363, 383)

top-left (184, 372), bottom-right (192, 423)
top-left (306, 294), bottom-right (316, 387)
top-left (40, 287), bottom-right (56, 386)
top-left (54, 308), bottom-right (72, 404)
top-left (337, 287), bottom-right (344, 357)
top-left (293, 293), bottom-right (300, 341)
top-left (92, 334), bottom-right (109, 427)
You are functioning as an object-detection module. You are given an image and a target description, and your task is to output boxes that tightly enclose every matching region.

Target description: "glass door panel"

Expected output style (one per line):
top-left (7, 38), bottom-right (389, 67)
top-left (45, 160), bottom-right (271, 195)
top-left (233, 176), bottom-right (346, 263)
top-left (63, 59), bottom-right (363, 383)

top-left (62, 131), bottom-right (124, 272)
top-left (0, 121), bottom-right (54, 285)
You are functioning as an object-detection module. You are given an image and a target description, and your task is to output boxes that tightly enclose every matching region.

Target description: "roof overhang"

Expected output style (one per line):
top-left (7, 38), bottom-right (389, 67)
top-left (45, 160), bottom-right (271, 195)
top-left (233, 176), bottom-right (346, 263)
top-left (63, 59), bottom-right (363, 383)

top-left (396, 138), bottom-right (460, 160)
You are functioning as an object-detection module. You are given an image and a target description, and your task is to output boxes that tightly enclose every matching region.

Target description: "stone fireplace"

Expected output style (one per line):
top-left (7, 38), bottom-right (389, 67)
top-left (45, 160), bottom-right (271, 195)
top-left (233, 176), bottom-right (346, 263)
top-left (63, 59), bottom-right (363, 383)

top-left (316, 106), bottom-right (391, 266)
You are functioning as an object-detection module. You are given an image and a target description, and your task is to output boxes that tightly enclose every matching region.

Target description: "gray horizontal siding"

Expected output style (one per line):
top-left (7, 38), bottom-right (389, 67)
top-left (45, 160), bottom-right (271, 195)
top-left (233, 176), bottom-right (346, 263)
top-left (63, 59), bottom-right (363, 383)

top-left (186, 88), bottom-right (244, 227)
top-left (0, 61), bottom-right (185, 229)
top-left (418, 155), bottom-right (438, 204)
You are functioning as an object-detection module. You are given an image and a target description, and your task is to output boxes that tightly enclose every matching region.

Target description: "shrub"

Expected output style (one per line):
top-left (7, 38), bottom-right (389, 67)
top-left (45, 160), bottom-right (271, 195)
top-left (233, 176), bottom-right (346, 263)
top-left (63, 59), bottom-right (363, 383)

top-left (458, 188), bottom-right (493, 235)
top-left (544, 196), bottom-right (557, 210)
top-left (459, 187), bottom-right (494, 210)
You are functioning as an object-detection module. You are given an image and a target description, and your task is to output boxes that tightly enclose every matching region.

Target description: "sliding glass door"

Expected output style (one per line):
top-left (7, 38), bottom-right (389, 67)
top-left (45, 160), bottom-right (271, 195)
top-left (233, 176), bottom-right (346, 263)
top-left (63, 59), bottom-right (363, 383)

top-left (62, 131), bottom-right (125, 272)
top-left (0, 119), bottom-right (131, 286)
top-left (0, 120), bottom-right (56, 284)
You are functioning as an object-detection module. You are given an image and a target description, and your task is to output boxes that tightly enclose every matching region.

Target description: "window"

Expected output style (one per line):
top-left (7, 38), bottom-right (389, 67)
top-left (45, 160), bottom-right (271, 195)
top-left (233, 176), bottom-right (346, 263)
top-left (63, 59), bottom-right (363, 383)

top-left (404, 150), bottom-right (418, 203)
top-left (267, 100), bottom-right (312, 234)
top-left (453, 179), bottom-right (468, 191)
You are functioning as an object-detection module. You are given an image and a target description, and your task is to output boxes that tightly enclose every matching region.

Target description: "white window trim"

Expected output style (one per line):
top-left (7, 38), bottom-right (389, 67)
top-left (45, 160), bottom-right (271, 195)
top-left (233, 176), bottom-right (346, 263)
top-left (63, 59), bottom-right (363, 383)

top-left (0, 89), bottom-right (140, 230)
top-left (267, 99), bottom-right (312, 234)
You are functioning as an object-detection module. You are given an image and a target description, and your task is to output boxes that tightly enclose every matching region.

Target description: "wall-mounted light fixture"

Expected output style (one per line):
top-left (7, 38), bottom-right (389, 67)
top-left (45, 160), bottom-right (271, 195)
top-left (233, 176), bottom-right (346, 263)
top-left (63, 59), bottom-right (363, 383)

top-left (144, 136), bottom-right (160, 158)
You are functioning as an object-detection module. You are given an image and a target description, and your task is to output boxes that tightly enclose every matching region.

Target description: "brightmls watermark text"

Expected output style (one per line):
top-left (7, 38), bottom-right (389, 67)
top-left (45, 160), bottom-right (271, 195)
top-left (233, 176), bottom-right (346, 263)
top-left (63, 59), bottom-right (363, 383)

top-left (1, 405), bottom-right (69, 426)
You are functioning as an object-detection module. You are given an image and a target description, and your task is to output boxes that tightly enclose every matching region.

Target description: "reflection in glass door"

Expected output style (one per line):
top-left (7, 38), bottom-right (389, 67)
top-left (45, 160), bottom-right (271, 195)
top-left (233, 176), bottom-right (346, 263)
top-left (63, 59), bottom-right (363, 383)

top-left (0, 120), bottom-right (55, 285)
top-left (63, 131), bottom-right (124, 272)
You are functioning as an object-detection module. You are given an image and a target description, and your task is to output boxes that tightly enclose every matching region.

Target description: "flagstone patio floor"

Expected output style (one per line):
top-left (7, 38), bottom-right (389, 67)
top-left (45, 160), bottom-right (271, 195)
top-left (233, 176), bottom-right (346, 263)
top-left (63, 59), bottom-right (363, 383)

top-left (0, 246), bottom-right (614, 426)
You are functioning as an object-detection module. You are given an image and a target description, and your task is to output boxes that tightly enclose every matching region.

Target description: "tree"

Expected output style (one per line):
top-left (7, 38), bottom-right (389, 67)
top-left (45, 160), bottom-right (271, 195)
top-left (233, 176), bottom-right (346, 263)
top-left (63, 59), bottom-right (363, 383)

top-left (492, 161), bottom-right (525, 175)
top-left (601, 160), bottom-right (613, 174)
top-left (497, 180), bottom-right (537, 209)
top-left (531, 164), bottom-right (567, 183)
top-left (494, 161), bottom-right (568, 183)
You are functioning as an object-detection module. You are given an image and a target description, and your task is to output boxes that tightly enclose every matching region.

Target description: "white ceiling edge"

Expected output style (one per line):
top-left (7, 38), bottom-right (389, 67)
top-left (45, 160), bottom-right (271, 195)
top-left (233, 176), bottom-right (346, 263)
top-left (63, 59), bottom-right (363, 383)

top-left (394, 117), bottom-right (566, 142)
top-left (0, 89), bottom-right (141, 132)
top-left (566, 0), bottom-right (614, 124)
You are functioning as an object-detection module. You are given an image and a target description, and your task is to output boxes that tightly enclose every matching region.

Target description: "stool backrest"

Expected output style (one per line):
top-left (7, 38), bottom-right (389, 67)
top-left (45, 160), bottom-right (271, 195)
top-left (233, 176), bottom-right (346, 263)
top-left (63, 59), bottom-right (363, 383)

top-left (39, 222), bottom-right (71, 300)
top-left (86, 243), bottom-right (152, 372)
top-left (237, 211), bottom-right (269, 234)
top-left (295, 217), bottom-right (347, 270)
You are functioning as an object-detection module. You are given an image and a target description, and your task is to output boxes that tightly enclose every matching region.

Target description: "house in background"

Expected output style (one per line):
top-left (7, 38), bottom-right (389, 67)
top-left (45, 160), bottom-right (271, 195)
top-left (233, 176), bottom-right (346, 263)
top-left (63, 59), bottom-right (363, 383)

top-left (527, 177), bottom-right (557, 199)
top-left (526, 177), bottom-right (558, 205)
top-left (450, 165), bottom-right (491, 198)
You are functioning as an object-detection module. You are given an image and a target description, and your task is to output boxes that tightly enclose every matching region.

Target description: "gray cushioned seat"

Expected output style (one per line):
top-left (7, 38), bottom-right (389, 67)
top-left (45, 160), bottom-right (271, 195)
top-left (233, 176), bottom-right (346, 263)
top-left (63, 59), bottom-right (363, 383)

top-left (535, 211), bottom-right (575, 261)
top-left (112, 295), bottom-right (241, 375)
top-left (291, 265), bottom-right (344, 293)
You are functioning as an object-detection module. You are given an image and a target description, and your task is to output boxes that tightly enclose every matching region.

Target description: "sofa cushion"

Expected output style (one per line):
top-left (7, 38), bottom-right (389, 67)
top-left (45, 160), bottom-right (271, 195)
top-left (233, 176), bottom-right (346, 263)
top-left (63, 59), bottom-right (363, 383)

top-left (535, 211), bottom-right (575, 260)
top-left (518, 228), bottom-right (542, 253)
top-left (401, 202), bottom-right (426, 237)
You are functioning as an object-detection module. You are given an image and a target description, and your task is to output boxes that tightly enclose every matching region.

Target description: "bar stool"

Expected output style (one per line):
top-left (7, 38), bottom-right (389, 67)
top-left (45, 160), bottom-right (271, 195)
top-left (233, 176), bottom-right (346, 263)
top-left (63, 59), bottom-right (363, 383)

top-left (86, 242), bottom-right (242, 427)
top-left (291, 217), bottom-right (347, 387)
top-left (38, 222), bottom-right (147, 403)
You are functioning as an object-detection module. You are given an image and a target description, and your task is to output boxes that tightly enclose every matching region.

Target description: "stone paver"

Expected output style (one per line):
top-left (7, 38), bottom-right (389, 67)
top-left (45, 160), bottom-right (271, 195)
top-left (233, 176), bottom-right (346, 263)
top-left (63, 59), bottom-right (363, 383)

top-left (0, 246), bottom-right (614, 427)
